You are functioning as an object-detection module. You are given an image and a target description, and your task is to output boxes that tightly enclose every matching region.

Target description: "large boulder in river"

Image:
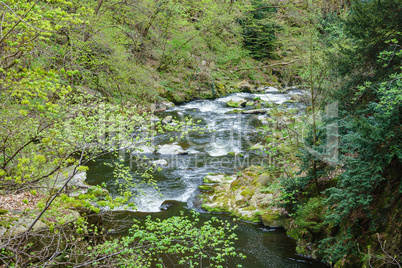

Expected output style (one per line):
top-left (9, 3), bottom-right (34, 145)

top-left (199, 166), bottom-right (290, 226)
top-left (157, 144), bottom-right (187, 155)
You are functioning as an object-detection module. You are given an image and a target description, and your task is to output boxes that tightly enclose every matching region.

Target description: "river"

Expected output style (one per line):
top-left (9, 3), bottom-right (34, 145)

top-left (87, 89), bottom-right (328, 267)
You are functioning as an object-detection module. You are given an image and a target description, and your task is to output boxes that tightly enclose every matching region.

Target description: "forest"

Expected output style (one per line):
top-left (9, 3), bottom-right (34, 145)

top-left (0, 0), bottom-right (401, 267)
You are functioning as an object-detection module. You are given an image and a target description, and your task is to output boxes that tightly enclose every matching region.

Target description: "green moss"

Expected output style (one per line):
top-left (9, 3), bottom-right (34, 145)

top-left (261, 210), bottom-right (284, 228)
top-left (254, 211), bottom-right (262, 216)
top-left (88, 186), bottom-right (109, 198)
top-left (226, 100), bottom-right (240, 108)
top-left (239, 212), bottom-right (261, 223)
top-left (215, 82), bottom-right (226, 95)
top-left (240, 188), bottom-right (254, 198)
top-left (200, 91), bottom-right (214, 99)
top-left (287, 227), bottom-right (302, 240)
top-left (254, 103), bottom-right (262, 109)
top-left (201, 204), bottom-right (227, 213)
top-left (0, 209), bottom-right (8, 215)
top-left (228, 151), bottom-right (236, 156)
top-left (199, 185), bottom-right (214, 191)
top-left (262, 102), bottom-right (275, 108)
top-left (245, 205), bottom-right (256, 211)
top-left (0, 216), bottom-right (18, 228)
top-left (203, 177), bottom-right (213, 183)
top-left (231, 180), bottom-right (241, 191)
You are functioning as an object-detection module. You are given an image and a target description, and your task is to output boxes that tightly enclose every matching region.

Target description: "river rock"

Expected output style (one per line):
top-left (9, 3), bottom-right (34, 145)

top-left (261, 209), bottom-right (286, 228)
top-left (290, 94), bottom-right (305, 102)
top-left (265, 86), bottom-right (280, 94)
top-left (131, 145), bottom-right (155, 154)
top-left (248, 143), bottom-right (264, 150)
top-left (255, 86), bottom-right (268, 92)
top-left (199, 166), bottom-right (290, 226)
top-left (51, 168), bottom-right (87, 190)
top-left (8, 218), bottom-right (48, 235)
top-left (157, 144), bottom-right (187, 155)
top-left (242, 109), bottom-right (267, 114)
top-left (162, 101), bottom-right (175, 108)
top-left (236, 81), bottom-right (253, 93)
top-left (257, 174), bottom-right (272, 186)
top-left (199, 185), bottom-right (215, 191)
top-left (203, 174), bottom-right (236, 184)
top-left (226, 98), bottom-right (247, 108)
top-left (151, 159), bottom-right (168, 166)
top-left (162, 115), bottom-right (173, 124)
top-left (68, 172), bottom-right (88, 188)
top-left (59, 172), bottom-right (92, 198)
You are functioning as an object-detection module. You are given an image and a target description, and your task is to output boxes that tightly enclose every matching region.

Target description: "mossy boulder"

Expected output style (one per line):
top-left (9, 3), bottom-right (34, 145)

top-left (261, 209), bottom-right (286, 228)
top-left (215, 82), bottom-right (226, 95)
top-left (257, 174), bottom-right (272, 187)
top-left (199, 166), bottom-right (287, 225)
top-left (235, 81), bottom-right (253, 93)
top-left (226, 99), bottom-right (247, 108)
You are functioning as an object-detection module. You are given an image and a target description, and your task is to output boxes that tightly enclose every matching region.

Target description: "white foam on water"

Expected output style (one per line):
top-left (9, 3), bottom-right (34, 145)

top-left (131, 177), bottom-right (199, 212)
top-left (216, 95), bottom-right (246, 103)
top-left (172, 100), bottom-right (229, 114)
top-left (205, 139), bottom-right (242, 156)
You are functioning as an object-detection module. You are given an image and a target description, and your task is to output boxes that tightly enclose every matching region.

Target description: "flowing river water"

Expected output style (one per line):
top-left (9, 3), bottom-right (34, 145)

top-left (87, 89), bottom-right (328, 267)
